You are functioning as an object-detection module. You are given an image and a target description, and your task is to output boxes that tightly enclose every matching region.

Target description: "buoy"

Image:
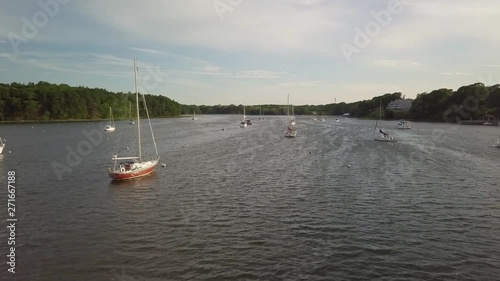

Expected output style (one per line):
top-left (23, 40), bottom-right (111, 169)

top-left (346, 164), bottom-right (351, 168)
top-left (161, 163), bottom-right (166, 167)
top-left (8, 151), bottom-right (11, 154)
top-left (126, 147), bottom-right (130, 150)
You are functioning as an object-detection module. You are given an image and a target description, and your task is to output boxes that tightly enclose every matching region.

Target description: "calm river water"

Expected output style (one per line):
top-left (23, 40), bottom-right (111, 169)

top-left (0, 115), bottom-right (499, 280)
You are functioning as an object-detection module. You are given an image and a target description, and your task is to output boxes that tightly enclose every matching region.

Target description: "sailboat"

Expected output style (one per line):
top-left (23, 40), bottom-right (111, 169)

top-left (290, 105), bottom-right (296, 126)
top-left (396, 120), bottom-right (411, 129)
top-left (105, 107), bottom-right (116, 132)
top-left (284, 94), bottom-right (297, 138)
top-left (259, 107), bottom-right (263, 120)
top-left (240, 103), bottom-right (247, 128)
top-left (192, 110), bottom-right (197, 120)
top-left (0, 138), bottom-right (5, 154)
top-left (108, 60), bottom-right (160, 181)
top-left (129, 102), bottom-right (135, 125)
top-left (374, 101), bottom-right (396, 142)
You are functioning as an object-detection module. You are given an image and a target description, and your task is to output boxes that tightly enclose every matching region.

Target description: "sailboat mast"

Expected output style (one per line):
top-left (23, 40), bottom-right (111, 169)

top-left (134, 59), bottom-right (141, 161)
top-left (287, 94), bottom-right (290, 116)
top-left (379, 100), bottom-right (382, 121)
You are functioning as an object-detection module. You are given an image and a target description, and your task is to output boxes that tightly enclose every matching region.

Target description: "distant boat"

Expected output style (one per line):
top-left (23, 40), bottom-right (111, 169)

top-left (240, 103), bottom-right (247, 128)
top-left (259, 107), bottom-right (263, 120)
top-left (284, 94), bottom-right (297, 138)
top-left (0, 138), bottom-right (5, 154)
top-left (108, 60), bottom-right (159, 181)
top-left (128, 99), bottom-right (135, 125)
top-left (335, 118), bottom-right (340, 123)
top-left (396, 120), bottom-right (411, 129)
top-left (374, 101), bottom-right (396, 142)
top-left (105, 106), bottom-right (116, 132)
top-left (192, 110), bottom-right (197, 120)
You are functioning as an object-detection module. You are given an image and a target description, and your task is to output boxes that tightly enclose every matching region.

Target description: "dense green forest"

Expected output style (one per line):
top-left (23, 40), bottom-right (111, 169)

top-left (0, 81), bottom-right (182, 121)
top-left (1, 81), bottom-right (499, 122)
top-left (182, 83), bottom-right (500, 122)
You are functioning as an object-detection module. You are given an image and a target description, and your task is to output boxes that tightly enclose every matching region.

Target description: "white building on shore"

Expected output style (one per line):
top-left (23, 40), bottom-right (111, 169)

top-left (387, 99), bottom-right (412, 111)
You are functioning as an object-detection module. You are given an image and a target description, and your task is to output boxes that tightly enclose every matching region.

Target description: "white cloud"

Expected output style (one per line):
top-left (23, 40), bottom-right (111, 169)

top-left (373, 60), bottom-right (420, 67)
top-left (233, 70), bottom-right (285, 79)
top-left (76, 0), bottom-right (355, 56)
top-left (439, 72), bottom-right (473, 76)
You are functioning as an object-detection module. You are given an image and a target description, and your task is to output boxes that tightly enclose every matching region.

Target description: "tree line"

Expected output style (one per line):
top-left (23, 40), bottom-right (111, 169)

top-left (1, 81), bottom-right (499, 122)
top-left (183, 83), bottom-right (500, 122)
top-left (0, 81), bottom-right (182, 121)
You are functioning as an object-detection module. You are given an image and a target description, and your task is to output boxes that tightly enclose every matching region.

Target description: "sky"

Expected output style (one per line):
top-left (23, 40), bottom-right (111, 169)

top-left (1, 0), bottom-right (500, 105)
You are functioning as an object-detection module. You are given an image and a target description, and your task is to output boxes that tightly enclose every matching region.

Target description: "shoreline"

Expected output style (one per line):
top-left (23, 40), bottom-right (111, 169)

top-left (0, 116), bottom-right (183, 124)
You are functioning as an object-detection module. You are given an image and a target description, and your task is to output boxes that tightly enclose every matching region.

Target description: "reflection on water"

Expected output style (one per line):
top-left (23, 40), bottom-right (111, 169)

top-left (0, 116), bottom-right (499, 281)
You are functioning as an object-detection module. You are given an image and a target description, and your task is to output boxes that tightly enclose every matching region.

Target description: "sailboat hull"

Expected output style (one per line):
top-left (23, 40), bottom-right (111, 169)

top-left (109, 159), bottom-right (159, 181)
top-left (374, 136), bottom-right (397, 142)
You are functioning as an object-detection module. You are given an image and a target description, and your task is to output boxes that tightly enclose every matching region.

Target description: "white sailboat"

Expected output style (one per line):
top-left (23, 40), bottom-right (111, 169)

top-left (192, 110), bottom-right (197, 120)
top-left (374, 101), bottom-right (396, 142)
top-left (0, 138), bottom-right (5, 154)
top-left (108, 60), bottom-right (160, 181)
top-left (284, 94), bottom-right (297, 138)
top-left (259, 107), bottom-right (263, 120)
top-left (105, 106), bottom-right (116, 132)
top-left (240, 103), bottom-right (247, 128)
top-left (396, 120), bottom-right (411, 129)
top-left (129, 102), bottom-right (135, 125)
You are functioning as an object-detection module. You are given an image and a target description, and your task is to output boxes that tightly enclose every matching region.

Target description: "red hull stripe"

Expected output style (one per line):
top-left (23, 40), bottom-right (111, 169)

top-left (108, 164), bottom-right (157, 181)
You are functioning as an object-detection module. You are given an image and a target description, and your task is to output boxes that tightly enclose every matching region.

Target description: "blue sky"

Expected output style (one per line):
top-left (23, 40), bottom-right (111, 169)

top-left (1, 0), bottom-right (499, 105)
